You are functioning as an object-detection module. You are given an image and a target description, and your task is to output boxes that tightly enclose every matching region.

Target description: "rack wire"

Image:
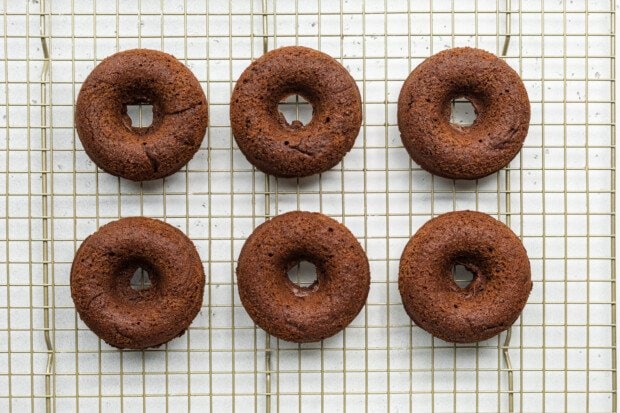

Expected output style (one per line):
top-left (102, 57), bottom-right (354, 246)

top-left (0, 0), bottom-right (616, 411)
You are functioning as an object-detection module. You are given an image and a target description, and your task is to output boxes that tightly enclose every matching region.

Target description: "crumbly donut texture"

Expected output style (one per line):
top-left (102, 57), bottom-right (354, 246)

top-left (398, 47), bottom-right (530, 180)
top-left (231, 46), bottom-right (362, 178)
top-left (75, 49), bottom-right (208, 181)
top-left (236, 211), bottom-right (370, 342)
top-left (71, 217), bottom-right (205, 349)
top-left (398, 210), bottom-right (532, 343)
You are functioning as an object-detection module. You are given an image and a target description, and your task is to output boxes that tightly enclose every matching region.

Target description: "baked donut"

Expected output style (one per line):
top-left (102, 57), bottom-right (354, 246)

top-left (398, 211), bottom-right (531, 343)
top-left (398, 47), bottom-right (530, 180)
top-left (75, 49), bottom-right (208, 181)
top-left (71, 217), bottom-right (205, 349)
top-left (230, 46), bottom-right (362, 178)
top-left (236, 211), bottom-right (370, 342)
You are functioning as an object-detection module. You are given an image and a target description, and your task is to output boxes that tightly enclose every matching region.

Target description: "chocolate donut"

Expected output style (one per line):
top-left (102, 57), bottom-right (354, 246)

top-left (236, 211), bottom-right (370, 342)
top-left (75, 49), bottom-right (208, 181)
top-left (230, 46), bottom-right (362, 178)
top-left (398, 47), bottom-right (530, 180)
top-left (71, 217), bottom-right (205, 349)
top-left (398, 211), bottom-right (532, 343)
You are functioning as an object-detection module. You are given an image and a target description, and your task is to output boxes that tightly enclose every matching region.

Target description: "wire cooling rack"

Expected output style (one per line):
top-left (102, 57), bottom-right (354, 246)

top-left (0, 0), bottom-right (616, 412)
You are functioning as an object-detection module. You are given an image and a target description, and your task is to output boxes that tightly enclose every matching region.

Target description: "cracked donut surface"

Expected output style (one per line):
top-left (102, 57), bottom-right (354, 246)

top-left (397, 47), bottom-right (530, 180)
top-left (230, 46), bottom-right (362, 178)
top-left (75, 49), bottom-right (208, 181)
top-left (71, 217), bottom-right (205, 349)
top-left (398, 211), bottom-right (532, 343)
top-left (236, 211), bottom-right (370, 343)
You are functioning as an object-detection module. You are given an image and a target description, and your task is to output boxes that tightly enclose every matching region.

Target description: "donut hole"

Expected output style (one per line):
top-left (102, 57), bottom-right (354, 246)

top-left (452, 264), bottom-right (475, 289)
top-left (130, 267), bottom-right (153, 291)
top-left (287, 260), bottom-right (318, 289)
top-left (125, 104), bottom-right (154, 128)
top-left (278, 94), bottom-right (313, 127)
top-left (449, 97), bottom-right (477, 128)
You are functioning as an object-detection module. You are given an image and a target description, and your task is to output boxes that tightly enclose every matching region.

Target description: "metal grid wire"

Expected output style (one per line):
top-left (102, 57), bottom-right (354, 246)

top-left (0, 0), bottom-right (615, 411)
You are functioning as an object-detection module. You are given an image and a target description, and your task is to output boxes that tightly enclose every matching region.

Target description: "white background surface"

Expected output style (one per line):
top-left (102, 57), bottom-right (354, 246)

top-left (0, 0), bottom-right (617, 412)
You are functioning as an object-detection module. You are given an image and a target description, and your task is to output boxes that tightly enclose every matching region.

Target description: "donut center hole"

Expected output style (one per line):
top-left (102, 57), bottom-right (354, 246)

top-left (452, 264), bottom-right (475, 289)
top-left (287, 260), bottom-right (318, 288)
top-left (449, 97), bottom-right (477, 128)
top-left (125, 104), bottom-right (154, 128)
top-left (130, 267), bottom-right (153, 291)
top-left (278, 95), bottom-right (313, 127)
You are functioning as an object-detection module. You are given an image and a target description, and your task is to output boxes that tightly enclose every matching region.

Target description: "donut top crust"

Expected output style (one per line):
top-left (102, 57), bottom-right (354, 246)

top-left (399, 211), bottom-right (532, 343)
top-left (75, 49), bottom-right (208, 181)
top-left (71, 217), bottom-right (205, 349)
top-left (236, 211), bottom-right (370, 342)
top-left (230, 46), bottom-right (362, 178)
top-left (398, 47), bottom-right (530, 179)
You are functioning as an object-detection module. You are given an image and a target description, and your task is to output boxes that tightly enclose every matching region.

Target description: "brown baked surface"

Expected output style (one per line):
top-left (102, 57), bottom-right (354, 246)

top-left (236, 211), bottom-right (370, 342)
top-left (397, 47), bottom-right (530, 180)
top-left (398, 211), bottom-right (532, 343)
top-left (75, 49), bottom-right (208, 181)
top-left (71, 217), bottom-right (205, 349)
top-left (230, 46), bottom-right (362, 178)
